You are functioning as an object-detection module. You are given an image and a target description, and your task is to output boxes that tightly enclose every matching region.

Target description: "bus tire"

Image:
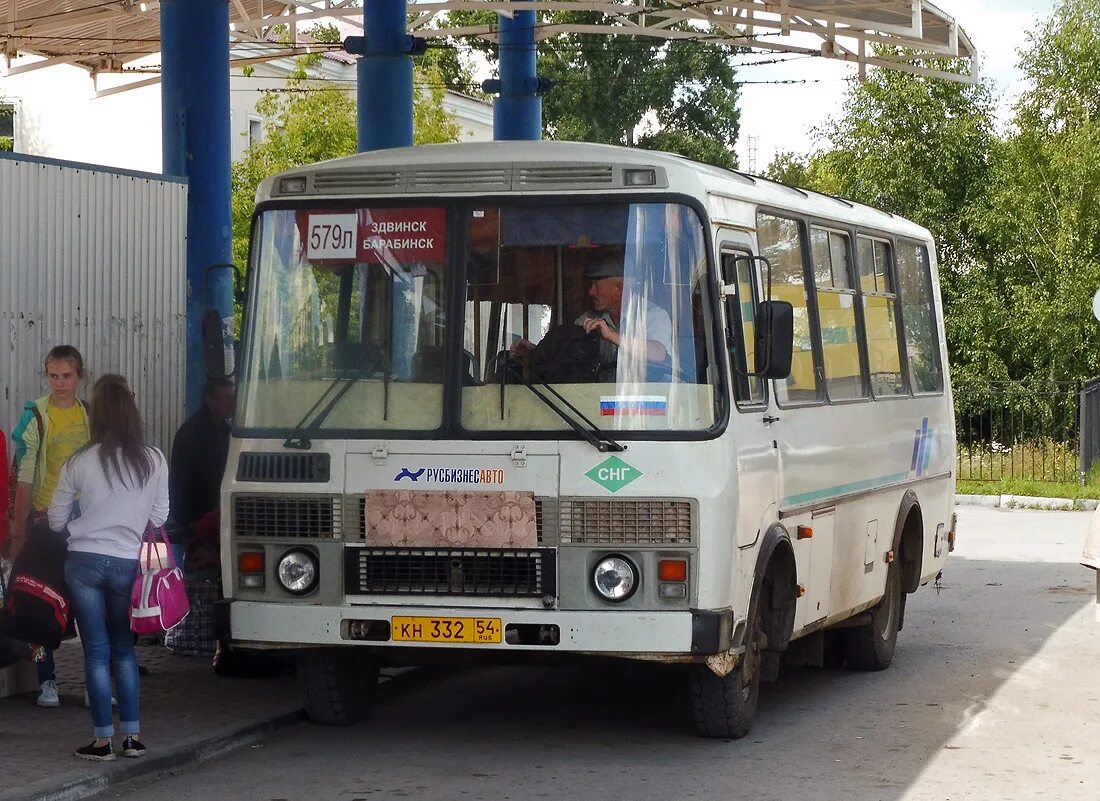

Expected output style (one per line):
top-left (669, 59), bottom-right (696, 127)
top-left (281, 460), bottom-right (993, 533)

top-left (298, 648), bottom-right (378, 725)
top-left (844, 560), bottom-right (901, 671)
top-left (689, 586), bottom-right (765, 738)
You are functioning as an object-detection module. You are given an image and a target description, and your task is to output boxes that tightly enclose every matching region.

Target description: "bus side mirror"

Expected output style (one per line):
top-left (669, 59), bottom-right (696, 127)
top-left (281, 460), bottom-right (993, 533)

top-left (203, 263), bottom-right (241, 379)
top-left (755, 300), bottom-right (793, 379)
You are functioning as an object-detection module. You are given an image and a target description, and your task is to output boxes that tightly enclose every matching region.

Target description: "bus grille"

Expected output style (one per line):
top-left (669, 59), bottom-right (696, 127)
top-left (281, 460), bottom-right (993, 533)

top-left (237, 452), bottom-right (330, 483)
top-left (312, 169), bottom-right (401, 192)
top-left (233, 494), bottom-right (341, 538)
top-left (344, 548), bottom-right (554, 598)
top-left (551, 498), bottom-right (694, 545)
top-left (516, 165), bottom-right (614, 188)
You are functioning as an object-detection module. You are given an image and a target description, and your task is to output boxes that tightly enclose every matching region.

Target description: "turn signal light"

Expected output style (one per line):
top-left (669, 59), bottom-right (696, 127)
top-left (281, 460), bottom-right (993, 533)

top-left (239, 551), bottom-right (265, 574)
top-left (797, 525), bottom-right (813, 539)
top-left (658, 559), bottom-right (687, 582)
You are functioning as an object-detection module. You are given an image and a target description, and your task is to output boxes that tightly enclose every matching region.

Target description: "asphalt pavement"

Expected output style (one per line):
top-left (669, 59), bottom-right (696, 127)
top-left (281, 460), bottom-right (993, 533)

top-left (2, 501), bottom-right (1091, 800)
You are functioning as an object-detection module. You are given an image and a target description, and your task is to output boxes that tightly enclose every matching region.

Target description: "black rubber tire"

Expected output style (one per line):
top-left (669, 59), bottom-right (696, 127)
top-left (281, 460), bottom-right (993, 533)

top-left (690, 588), bottom-right (765, 739)
top-left (844, 560), bottom-right (902, 671)
top-left (298, 648), bottom-right (378, 725)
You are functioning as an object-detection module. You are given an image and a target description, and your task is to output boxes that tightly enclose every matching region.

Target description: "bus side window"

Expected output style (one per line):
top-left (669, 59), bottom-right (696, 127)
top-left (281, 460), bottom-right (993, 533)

top-left (721, 252), bottom-right (765, 406)
top-left (758, 212), bottom-right (819, 405)
top-left (810, 227), bottom-right (868, 401)
top-left (857, 235), bottom-right (907, 397)
top-left (896, 242), bottom-right (944, 394)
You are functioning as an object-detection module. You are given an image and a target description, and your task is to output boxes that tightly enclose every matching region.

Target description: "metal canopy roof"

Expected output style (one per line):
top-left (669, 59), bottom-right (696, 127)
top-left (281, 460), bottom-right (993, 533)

top-left (1, 1), bottom-right (976, 83)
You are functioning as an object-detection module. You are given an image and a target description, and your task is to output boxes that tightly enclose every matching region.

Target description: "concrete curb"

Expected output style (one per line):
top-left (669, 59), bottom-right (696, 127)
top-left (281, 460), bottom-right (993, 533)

top-left (10, 666), bottom-right (422, 801)
top-left (5, 709), bottom-right (304, 801)
top-left (956, 494), bottom-right (1099, 511)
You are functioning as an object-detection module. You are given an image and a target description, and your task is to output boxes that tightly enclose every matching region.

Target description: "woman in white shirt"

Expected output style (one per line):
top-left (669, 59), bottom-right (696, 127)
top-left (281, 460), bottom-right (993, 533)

top-left (49, 374), bottom-right (169, 762)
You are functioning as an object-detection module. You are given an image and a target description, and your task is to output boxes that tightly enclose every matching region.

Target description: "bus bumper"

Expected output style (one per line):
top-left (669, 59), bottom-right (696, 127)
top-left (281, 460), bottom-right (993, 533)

top-left (216, 600), bottom-right (732, 656)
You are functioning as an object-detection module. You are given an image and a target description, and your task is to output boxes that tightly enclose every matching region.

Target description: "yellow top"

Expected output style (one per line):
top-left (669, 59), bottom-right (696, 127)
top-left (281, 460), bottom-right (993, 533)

top-left (33, 401), bottom-right (90, 511)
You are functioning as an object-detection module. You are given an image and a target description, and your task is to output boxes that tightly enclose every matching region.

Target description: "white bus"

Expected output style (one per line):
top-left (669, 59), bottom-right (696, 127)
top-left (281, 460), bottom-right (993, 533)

top-left (213, 141), bottom-right (956, 738)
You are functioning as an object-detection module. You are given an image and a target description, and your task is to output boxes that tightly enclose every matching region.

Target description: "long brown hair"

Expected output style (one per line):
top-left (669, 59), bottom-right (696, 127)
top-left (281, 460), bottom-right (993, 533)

top-left (82, 374), bottom-right (153, 488)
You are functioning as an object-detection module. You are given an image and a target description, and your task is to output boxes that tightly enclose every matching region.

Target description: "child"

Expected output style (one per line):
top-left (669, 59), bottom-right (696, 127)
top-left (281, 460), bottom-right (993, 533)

top-left (10, 345), bottom-right (90, 707)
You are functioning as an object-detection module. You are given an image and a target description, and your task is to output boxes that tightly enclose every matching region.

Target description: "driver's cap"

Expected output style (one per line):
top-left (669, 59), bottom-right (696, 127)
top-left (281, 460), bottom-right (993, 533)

top-left (584, 255), bottom-right (624, 280)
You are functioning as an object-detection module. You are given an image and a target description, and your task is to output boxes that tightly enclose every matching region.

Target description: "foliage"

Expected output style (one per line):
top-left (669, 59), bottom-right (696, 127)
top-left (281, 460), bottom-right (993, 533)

top-left (0, 104), bottom-right (13, 151)
top-left (446, 9), bottom-right (740, 168)
top-left (230, 58), bottom-right (460, 268)
top-left (957, 480), bottom-right (1100, 500)
top-left (957, 437), bottom-right (1079, 484)
top-left (962, 0), bottom-right (1100, 386)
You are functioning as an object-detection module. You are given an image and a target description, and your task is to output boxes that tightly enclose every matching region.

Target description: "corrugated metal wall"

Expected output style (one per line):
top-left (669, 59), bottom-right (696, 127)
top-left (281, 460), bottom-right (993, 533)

top-left (0, 154), bottom-right (186, 452)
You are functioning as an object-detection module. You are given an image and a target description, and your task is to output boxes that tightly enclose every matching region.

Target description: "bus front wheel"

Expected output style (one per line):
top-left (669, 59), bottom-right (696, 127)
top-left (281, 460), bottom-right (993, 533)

top-left (689, 586), bottom-right (766, 739)
top-left (298, 648), bottom-right (379, 725)
top-left (844, 560), bottom-right (902, 671)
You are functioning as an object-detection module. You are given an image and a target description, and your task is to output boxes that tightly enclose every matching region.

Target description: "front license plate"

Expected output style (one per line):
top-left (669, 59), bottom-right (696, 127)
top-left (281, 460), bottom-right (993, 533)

top-left (391, 616), bottom-right (502, 644)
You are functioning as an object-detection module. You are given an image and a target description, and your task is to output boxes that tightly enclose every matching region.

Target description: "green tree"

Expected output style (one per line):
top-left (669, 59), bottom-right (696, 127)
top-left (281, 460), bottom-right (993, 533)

top-left (230, 58), bottom-right (460, 268)
top-left (810, 58), bottom-right (996, 278)
top-left (965, 0), bottom-right (1100, 384)
top-left (446, 10), bottom-right (740, 168)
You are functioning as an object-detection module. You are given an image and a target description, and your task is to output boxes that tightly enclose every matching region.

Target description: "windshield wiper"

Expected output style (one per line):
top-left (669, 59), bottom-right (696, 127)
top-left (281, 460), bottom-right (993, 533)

top-left (501, 360), bottom-right (624, 453)
top-left (283, 369), bottom-right (361, 450)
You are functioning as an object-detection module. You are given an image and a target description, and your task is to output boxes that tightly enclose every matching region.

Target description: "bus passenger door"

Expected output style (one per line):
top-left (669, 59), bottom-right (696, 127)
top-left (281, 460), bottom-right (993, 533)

top-left (719, 239), bottom-right (779, 549)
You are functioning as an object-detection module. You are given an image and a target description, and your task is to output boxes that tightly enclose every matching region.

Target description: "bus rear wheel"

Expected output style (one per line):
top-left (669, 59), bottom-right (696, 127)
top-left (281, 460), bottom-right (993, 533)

top-left (844, 560), bottom-right (902, 671)
top-left (298, 648), bottom-right (379, 725)
top-left (689, 592), bottom-right (765, 739)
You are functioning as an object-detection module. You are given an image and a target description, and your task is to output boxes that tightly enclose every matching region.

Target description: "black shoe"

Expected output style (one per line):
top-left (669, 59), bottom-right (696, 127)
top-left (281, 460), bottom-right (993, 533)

top-left (75, 740), bottom-right (115, 761)
top-left (121, 736), bottom-right (147, 758)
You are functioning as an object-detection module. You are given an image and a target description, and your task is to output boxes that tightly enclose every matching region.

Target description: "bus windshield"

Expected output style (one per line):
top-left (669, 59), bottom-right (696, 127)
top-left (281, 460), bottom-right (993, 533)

top-left (239, 201), bottom-right (720, 435)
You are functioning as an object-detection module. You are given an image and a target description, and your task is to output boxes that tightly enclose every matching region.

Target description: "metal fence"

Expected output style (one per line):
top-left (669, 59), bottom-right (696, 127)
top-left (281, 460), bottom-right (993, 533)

top-left (955, 380), bottom-right (1081, 484)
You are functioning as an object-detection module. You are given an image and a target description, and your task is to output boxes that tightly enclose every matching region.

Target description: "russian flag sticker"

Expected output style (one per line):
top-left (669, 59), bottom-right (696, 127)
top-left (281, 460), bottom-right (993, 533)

top-left (599, 395), bottom-right (668, 416)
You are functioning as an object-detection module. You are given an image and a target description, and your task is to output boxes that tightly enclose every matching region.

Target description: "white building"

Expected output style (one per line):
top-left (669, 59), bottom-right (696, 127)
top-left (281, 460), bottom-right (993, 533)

top-left (0, 46), bottom-right (493, 172)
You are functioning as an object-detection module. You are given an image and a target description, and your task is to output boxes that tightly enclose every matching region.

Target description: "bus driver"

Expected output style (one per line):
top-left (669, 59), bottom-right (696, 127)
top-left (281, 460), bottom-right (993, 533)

top-left (510, 254), bottom-right (674, 377)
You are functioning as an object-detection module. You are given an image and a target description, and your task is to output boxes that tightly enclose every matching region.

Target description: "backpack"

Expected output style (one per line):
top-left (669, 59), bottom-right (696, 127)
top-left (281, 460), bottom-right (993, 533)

top-left (7, 402), bottom-right (43, 521)
top-left (3, 523), bottom-right (71, 651)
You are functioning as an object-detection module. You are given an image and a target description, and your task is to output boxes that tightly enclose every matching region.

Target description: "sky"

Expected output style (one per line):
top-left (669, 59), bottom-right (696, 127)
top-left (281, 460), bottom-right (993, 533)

top-left (732, 0), bottom-right (1056, 172)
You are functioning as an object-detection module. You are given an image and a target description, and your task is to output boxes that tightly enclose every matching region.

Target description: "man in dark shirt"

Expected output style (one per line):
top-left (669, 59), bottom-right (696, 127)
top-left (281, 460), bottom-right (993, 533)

top-left (168, 378), bottom-right (235, 567)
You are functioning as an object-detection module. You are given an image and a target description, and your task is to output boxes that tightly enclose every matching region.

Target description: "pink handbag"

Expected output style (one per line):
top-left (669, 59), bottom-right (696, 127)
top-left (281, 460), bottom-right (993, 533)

top-left (130, 525), bottom-right (190, 634)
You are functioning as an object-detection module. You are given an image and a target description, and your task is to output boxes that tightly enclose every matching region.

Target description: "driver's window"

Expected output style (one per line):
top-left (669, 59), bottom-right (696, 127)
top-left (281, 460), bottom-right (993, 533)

top-left (722, 251), bottom-right (765, 406)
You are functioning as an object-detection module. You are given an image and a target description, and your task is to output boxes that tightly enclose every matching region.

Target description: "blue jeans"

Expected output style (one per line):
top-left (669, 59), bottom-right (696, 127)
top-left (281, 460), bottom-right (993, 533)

top-left (65, 551), bottom-right (140, 738)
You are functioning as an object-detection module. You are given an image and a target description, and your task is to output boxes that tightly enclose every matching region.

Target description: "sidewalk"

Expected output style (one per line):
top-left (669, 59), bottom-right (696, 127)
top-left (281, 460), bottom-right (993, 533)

top-left (2, 639), bottom-right (309, 801)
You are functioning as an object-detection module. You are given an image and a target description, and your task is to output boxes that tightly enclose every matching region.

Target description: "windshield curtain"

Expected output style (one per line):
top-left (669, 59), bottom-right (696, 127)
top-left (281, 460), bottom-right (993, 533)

top-left (462, 202), bottom-right (720, 433)
top-left (239, 206), bottom-right (449, 431)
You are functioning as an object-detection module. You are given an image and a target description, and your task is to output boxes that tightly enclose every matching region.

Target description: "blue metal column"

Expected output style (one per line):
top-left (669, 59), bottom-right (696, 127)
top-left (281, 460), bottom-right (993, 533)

top-left (161, 0), bottom-right (233, 413)
top-left (489, 7), bottom-right (544, 140)
top-left (345, 0), bottom-right (416, 151)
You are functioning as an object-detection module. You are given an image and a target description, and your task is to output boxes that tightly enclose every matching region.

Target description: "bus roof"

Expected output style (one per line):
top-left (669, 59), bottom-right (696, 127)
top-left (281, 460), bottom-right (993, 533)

top-left (258, 140), bottom-right (932, 242)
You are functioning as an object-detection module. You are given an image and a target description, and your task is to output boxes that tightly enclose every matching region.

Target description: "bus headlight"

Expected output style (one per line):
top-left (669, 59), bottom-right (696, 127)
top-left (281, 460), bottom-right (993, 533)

top-left (592, 555), bottom-right (638, 602)
top-left (276, 549), bottom-right (318, 595)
